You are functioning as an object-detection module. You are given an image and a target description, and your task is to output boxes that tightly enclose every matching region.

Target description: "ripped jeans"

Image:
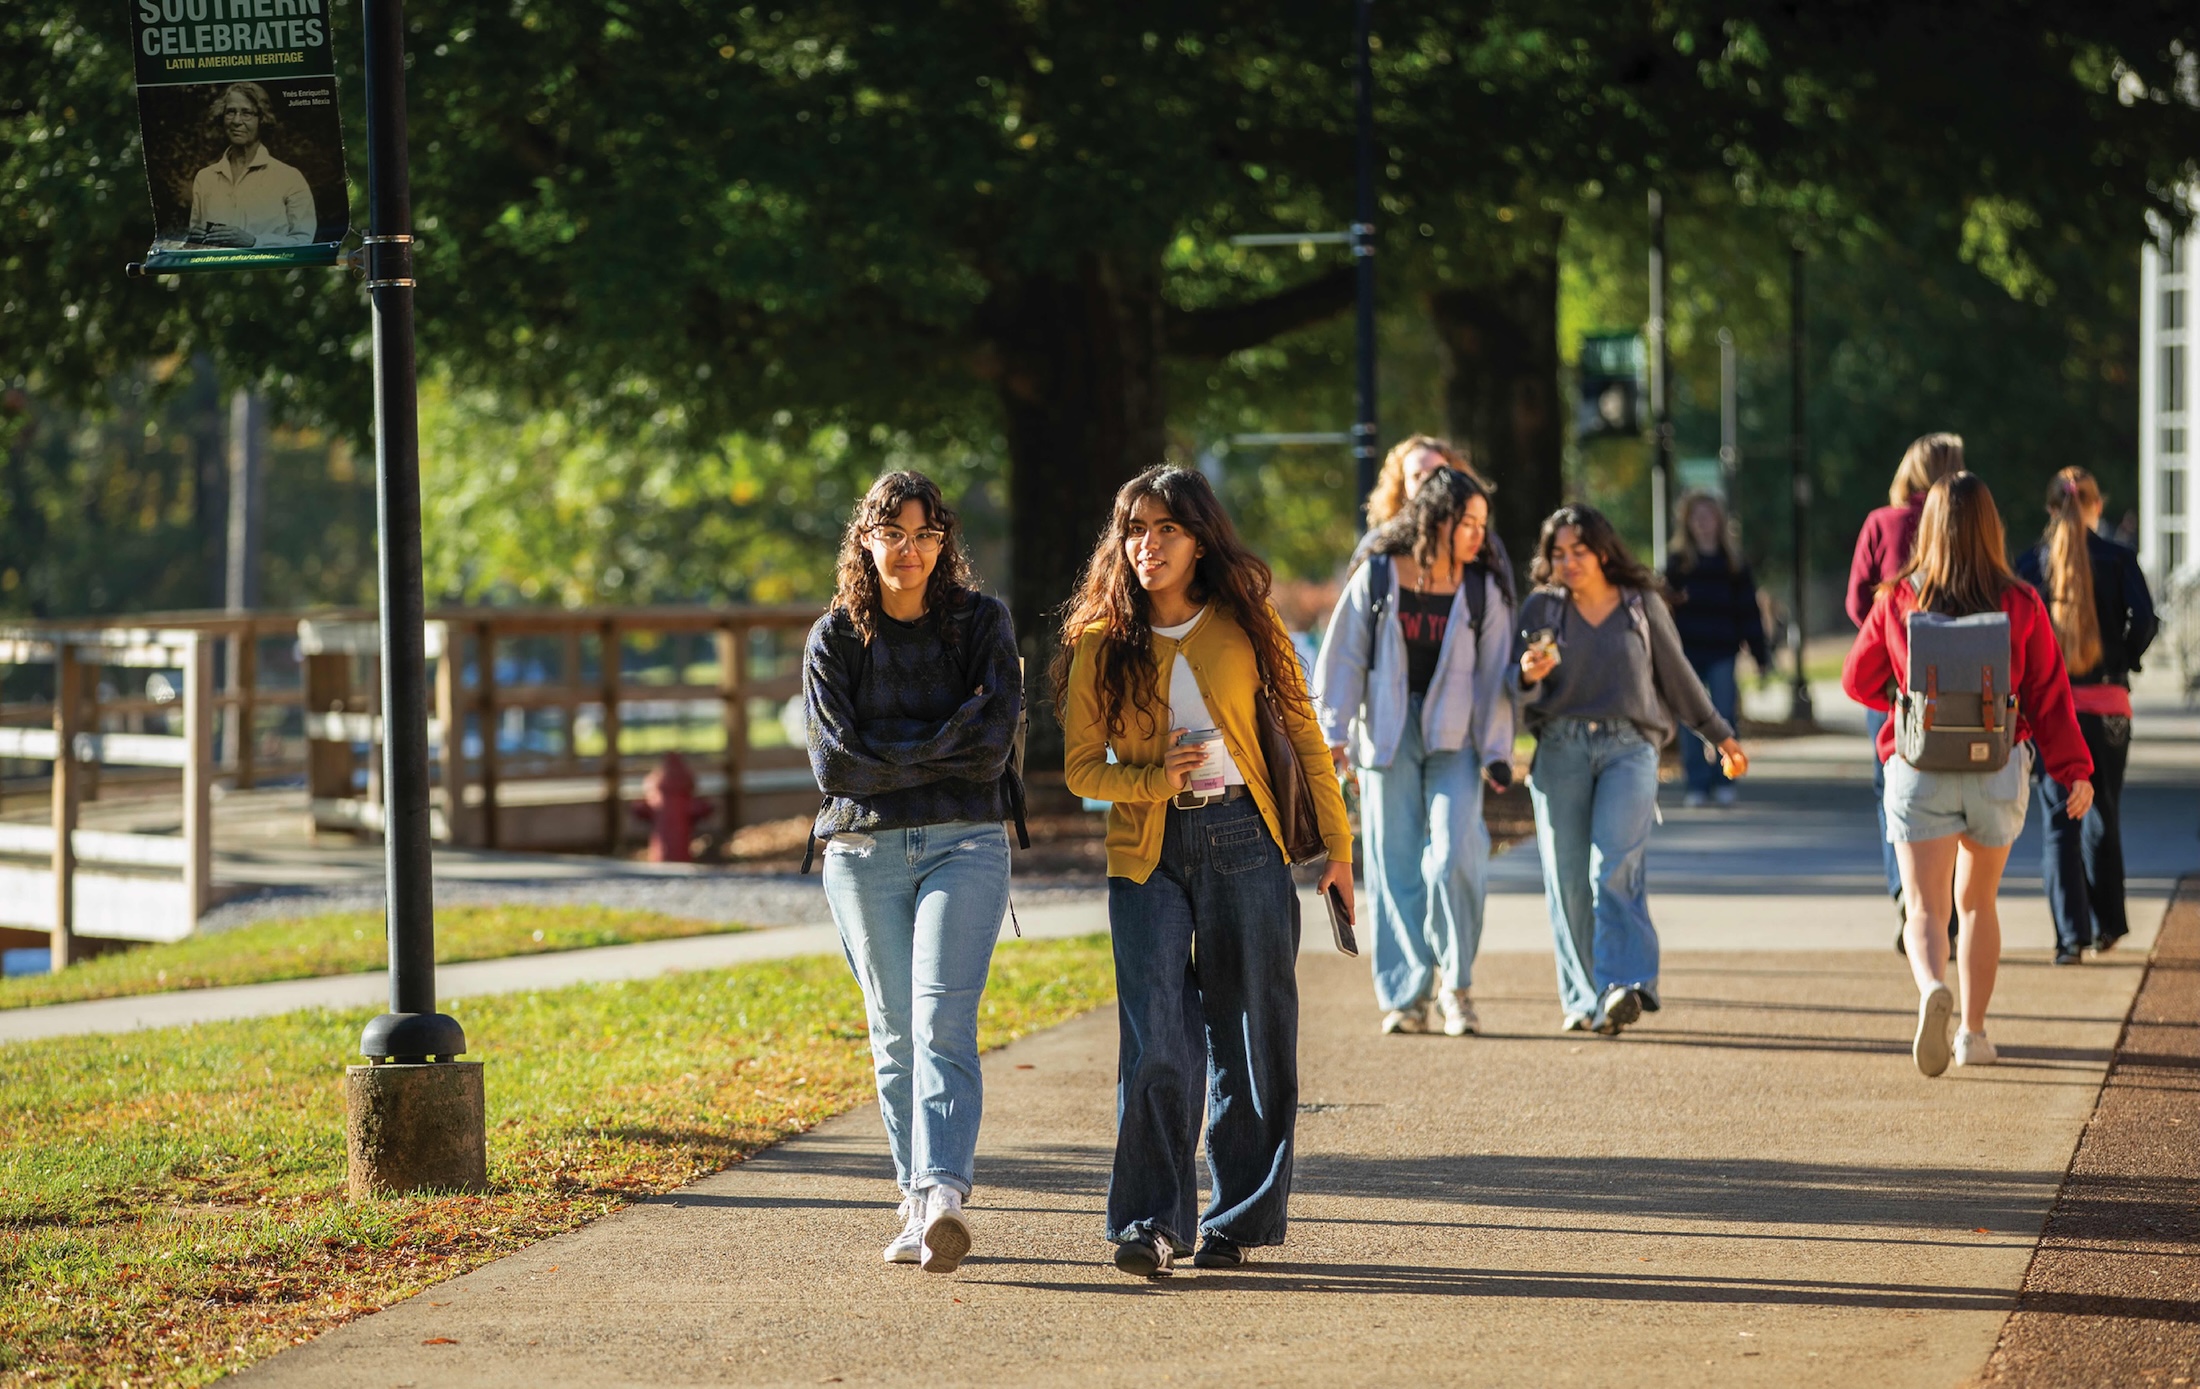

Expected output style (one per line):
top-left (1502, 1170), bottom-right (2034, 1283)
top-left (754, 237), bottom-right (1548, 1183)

top-left (821, 820), bottom-right (1011, 1197)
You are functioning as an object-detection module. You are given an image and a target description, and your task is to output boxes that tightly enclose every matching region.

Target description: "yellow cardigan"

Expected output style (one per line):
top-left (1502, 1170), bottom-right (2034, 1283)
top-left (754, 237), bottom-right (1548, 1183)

top-left (1062, 605), bottom-right (1354, 883)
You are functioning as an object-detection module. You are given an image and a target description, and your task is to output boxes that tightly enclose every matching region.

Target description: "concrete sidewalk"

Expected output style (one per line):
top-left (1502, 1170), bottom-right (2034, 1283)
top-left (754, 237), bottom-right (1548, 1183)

top-left (232, 930), bottom-right (2155, 1388)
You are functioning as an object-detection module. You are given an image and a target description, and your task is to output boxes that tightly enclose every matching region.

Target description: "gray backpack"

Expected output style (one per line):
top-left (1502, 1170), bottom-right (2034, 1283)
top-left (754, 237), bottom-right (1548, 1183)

top-left (1896, 610), bottom-right (2017, 772)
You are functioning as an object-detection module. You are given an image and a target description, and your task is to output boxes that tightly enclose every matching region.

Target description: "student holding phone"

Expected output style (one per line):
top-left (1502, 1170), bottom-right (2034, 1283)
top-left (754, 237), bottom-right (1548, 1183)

top-left (1055, 466), bottom-right (1353, 1278)
top-left (1511, 506), bottom-right (1748, 1036)
top-left (1314, 468), bottom-right (1515, 1038)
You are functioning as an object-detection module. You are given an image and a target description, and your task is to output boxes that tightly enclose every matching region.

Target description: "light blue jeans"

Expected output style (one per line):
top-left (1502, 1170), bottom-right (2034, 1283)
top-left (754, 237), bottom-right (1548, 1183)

top-left (1359, 693), bottom-right (1490, 1010)
top-left (1528, 717), bottom-right (1661, 1019)
top-left (821, 820), bottom-right (1010, 1197)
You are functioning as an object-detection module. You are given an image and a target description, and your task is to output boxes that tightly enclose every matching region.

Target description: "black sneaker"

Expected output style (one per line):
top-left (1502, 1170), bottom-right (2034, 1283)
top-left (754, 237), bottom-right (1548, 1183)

top-left (2091, 931), bottom-right (2126, 956)
top-left (1113, 1233), bottom-right (1174, 1277)
top-left (1593, 985), bottom-right (1642, 1036)
top-left (2053, 948), bottom-right (2083, 966)
top-left (1192, 1235), bottom-right (1246, 1269)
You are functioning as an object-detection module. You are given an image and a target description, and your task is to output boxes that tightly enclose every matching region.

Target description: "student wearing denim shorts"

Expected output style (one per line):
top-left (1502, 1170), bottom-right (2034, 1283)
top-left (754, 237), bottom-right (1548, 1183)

top-left (1843, 473), bottom-right (2095, 1077)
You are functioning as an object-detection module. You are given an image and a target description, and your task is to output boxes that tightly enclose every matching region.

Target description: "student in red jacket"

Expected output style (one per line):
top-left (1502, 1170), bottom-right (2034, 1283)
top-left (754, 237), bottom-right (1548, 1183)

top-left (1842, 473), bottom-right (2094, 1078)
top-left (1845, 433), bottom-right (1965, 947)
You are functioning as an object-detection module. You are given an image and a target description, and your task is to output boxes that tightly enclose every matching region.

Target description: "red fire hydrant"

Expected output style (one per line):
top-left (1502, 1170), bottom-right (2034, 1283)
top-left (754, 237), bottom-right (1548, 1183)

top-left (631, 752), bottom-right (718, 862)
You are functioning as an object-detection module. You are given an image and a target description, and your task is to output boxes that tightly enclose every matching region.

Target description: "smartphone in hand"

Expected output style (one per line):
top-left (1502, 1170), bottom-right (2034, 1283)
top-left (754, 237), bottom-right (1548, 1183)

top-left (1324, 883), bottom-right (1357, 957)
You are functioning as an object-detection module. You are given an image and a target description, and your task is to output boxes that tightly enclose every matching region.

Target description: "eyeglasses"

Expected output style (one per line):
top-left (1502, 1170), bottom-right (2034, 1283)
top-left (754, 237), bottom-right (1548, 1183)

top-left (869, 526), bottom-right (946, 553)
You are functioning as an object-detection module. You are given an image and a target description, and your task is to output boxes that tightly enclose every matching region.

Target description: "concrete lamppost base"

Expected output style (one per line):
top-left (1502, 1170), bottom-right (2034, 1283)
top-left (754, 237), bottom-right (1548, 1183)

top-left (345, 1061), bottom-right (488, 1199)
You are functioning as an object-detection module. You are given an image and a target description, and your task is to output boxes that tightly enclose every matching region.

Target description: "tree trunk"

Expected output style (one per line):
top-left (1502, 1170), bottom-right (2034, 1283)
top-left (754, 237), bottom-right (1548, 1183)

top-left (984, 251), bottom-right (1167, 757)
top-left (1429, 244), bottom-right (1565, 571)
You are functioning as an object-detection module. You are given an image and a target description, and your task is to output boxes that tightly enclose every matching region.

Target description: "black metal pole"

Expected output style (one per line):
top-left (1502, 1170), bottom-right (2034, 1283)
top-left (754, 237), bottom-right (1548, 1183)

top-left (358, 0), bottom-right (464, 1064)
top-left (1787, 242), bottom-right (1815, 724)
top-left (1351, 0), bottom-right (1378, 515)
top-left (1648, 190), bottom-right (1673, 558)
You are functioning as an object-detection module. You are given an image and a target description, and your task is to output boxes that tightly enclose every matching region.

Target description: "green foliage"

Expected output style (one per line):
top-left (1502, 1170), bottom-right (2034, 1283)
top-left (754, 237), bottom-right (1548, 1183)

top-left (0, 904), bottom-right (748, 1010)
top-left (0, 935), bottom-right (1115, 1386)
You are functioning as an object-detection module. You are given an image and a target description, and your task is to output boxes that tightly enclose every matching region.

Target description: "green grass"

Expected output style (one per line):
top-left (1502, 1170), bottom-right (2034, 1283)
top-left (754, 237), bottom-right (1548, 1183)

top-left (0, 906), bottom-right (748, 1011)
top-left (0, 934), bottom-right (1116, 1388)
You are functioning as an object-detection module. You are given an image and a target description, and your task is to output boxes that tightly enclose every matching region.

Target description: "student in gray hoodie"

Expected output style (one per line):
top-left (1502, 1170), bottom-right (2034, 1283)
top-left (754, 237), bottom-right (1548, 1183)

top-left (1315, 470), bottom-right (1515, 1038)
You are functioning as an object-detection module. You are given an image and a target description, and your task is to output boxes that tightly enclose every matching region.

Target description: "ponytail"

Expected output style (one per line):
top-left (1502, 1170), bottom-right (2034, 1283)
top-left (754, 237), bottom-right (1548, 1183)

top-left (2042, 467), bottom-right (2102, 677)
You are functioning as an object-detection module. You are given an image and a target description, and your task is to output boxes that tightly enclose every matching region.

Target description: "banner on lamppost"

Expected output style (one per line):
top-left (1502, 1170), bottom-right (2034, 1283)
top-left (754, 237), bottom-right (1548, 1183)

top-left (128, 0), bottom-right (349, 273)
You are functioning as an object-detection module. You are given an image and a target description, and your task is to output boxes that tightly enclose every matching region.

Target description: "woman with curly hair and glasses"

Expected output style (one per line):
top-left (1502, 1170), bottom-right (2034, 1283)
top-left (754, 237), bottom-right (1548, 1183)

top-left (802, 471), bottom-right (1025, 1274)
top-left (1055, 465), bottom-right (1352, 1277)
top-left (1511, 505), bottom-right (1747, 1036)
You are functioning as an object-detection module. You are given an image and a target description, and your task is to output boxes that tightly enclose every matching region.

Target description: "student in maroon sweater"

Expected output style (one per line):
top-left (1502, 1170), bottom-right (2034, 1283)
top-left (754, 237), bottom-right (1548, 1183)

top-left (1843, 473), bottom-right (2093, 1078)
top-left (1845, 432), bottom-right (1966, 948)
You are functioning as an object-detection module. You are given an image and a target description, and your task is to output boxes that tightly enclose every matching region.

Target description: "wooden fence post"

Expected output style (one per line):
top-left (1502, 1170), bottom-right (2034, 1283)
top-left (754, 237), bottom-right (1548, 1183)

top-left (717, 622), bottom-right (747, 852)
top-left (50, 643), bottom-right (78, 970)
top-left (234, 625), bottom-right (259, 790)
top-left (601, 619), bottom-right (622, 854)
top-left (434, 621), bottom-right (466, 845)
top-left (183, 634), bottom-right (213, 924)
top-left (477, 619), bottom-right (499, 850)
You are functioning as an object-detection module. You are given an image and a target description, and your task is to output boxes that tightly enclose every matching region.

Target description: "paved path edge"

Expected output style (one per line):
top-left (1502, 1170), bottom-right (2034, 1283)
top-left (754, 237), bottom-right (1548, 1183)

top-left (1975, 871), bottom-right (2200, 1387)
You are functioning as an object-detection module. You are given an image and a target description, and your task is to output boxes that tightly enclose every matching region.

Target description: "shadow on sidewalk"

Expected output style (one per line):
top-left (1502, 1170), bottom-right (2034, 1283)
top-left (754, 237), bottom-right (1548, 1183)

top-left (975, 1259), bottom-right (2022, 1311)
top-left (1292, 1152), bottom-right (2063, 1233)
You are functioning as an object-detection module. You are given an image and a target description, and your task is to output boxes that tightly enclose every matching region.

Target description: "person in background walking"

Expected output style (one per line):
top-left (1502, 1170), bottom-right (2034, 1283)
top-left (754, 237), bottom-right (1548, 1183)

top-left (1367, 434), bottom-right (1477, 528)
top-left (1848, 433), bottom-right (1966, 953)
top-left (803, 471), bottom-right (1025, 1273)
top-left (1314, 469), bottom-right (1515, 1038)
top-left (1056, 465), bottom-right (1354, 1278)
top-left (1511, 506), bottom-right (1748, 1036)
top-left (1663, 490), bottom-right (1772, 808)
top-left (2016, 467), bottom-right (2156, 965)
top-left (1842, 473), bottom-right (2094, 1076)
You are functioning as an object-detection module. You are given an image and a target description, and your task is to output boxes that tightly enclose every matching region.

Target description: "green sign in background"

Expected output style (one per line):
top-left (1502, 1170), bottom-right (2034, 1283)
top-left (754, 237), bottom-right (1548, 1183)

top-left (130, 0), bottom-right (334, 88)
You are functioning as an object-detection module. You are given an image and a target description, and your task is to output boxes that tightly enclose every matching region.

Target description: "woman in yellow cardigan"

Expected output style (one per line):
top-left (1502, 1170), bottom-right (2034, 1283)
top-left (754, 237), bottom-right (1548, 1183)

top-left (1053, 465), bottom-right (1354, 1277)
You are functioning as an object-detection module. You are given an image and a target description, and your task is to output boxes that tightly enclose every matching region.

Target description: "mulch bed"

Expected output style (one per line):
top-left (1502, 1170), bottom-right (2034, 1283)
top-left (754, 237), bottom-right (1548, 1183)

top-left (1974, 874), bottom-right (2200, 1386)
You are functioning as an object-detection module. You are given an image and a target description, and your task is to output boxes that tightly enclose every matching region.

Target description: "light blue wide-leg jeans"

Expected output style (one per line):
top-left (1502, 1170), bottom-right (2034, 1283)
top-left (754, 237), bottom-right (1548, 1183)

top-left (821, 820), bottom-right (1010, 1197)
top-left (1528, 718), bottom-right (1661, 1019)
top-left (1360, 695), bottom-right (1491, 1011)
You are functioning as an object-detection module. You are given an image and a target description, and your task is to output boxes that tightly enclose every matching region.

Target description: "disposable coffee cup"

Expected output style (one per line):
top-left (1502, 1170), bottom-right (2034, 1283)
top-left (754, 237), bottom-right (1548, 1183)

top-left (1182, 728), bottom-right (1226, 801)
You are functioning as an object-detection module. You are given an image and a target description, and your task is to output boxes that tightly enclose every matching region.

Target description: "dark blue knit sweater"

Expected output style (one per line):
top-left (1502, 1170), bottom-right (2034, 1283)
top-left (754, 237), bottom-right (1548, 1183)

top-left (803, 592), bottom-right (1022, 839)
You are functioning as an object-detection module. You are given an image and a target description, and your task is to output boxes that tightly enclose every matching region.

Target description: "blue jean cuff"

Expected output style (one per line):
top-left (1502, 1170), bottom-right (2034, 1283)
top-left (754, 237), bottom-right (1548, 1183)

top-left (1107, 1220), bottom-right (1188, 1254)
top-left (910, 1171), bottom-right (973, 1199)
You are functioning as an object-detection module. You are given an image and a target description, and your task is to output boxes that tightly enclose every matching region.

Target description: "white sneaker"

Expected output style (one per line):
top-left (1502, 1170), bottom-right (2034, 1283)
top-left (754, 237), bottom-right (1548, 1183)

top-left (1438, 989), bottom-right (1479, 1037)
top-left (918, 1185), bottom-right (971, 1273)
top-left (882, 1195), bottom-right (925, 1264)
top-left (1914, 983), bottom-right (1955, 1077)
top-left (1954, 1030), bottom-right (1998, 1067)
top-left (1381, 1001), bottom-right (1430, 1035)
top-left (1712, 785), bottom-right (1739, 807)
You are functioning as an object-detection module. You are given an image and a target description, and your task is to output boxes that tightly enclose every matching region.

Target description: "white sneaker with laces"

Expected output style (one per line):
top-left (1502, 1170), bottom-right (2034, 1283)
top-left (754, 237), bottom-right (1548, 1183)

top-left (882, 1195), bottom-right (925, 1264)
top-left (919, 1185), bottom-right (971, 1273)
top-left (1954, 1030), bottom-right (1998, 1067)
top-left (1381, 1001), bottom-right (1430, 1035)
top-left (1438, 989), bottom-right (1479, 1037)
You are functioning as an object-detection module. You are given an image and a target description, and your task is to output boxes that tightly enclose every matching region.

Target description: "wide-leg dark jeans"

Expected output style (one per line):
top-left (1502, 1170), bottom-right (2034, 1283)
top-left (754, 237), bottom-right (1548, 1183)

top-left (1105, 796), bottom-right (1301, 1254)
top-left (2034, 712), bottom-right (2132, 953)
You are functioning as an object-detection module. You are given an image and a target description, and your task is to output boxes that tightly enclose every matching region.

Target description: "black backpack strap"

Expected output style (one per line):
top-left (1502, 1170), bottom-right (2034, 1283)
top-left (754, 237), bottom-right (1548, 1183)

top-left (1461, 565), bottom-right (1488, 638)
top-left (1367, 553), bottom-right (1393, 668)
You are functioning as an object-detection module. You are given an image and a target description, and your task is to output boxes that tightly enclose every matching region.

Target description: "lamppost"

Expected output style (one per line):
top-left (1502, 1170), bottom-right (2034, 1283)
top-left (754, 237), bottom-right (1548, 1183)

top-left (1647, 190), bottom-right (1674, 558)
top-left (1787, 242), bottom-right (1815, 726)
top-left (1351, 0), bottom-right (1378, 511)
top-left (344, 0), bottom-right (486, 1198)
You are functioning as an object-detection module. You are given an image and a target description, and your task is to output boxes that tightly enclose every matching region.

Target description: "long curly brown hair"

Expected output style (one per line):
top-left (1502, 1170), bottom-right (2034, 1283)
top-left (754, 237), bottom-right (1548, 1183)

top-left (830, 471), bottom-right (976, 646)
top-left (1049, 466), bottom-right (1309, 739)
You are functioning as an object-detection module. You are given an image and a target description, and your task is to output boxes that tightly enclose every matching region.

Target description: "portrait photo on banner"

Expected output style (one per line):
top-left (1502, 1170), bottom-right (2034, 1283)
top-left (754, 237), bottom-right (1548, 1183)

top-left (138, 77), bottom-right (347, 250)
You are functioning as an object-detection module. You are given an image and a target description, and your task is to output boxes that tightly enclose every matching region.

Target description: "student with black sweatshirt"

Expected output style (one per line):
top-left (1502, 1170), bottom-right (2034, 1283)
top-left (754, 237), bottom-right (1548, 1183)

top-left (1662, 491), bottom-right (1771, 808)
top-left (803, 471), bottom-right (1024, 1274)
